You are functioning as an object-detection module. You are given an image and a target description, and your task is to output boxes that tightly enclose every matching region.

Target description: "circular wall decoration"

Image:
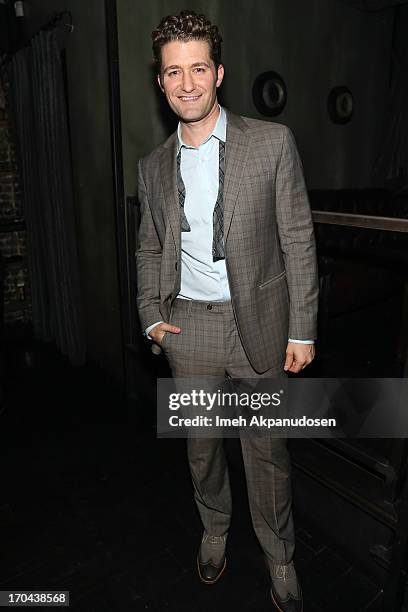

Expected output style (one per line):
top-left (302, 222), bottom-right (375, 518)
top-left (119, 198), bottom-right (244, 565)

top-left (252, 71), bottom-right (287, 117)
top-left (327, 86), bottom-right (353, 124)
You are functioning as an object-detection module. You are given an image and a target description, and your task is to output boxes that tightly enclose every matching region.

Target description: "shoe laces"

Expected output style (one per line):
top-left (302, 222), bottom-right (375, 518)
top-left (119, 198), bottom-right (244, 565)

top-left (202, 533), bottom-right (226, 545)
top-left (274, 562), bottom-right (293, 581)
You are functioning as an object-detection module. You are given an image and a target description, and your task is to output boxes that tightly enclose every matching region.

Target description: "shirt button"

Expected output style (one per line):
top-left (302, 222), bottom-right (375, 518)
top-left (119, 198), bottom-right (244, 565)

top-left (206, 304), bottom-right (213, 310)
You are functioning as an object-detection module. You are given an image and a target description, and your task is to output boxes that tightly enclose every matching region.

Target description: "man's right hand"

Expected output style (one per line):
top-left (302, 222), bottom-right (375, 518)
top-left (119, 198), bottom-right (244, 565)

top-left (149, 322), bottom-right (181, 346)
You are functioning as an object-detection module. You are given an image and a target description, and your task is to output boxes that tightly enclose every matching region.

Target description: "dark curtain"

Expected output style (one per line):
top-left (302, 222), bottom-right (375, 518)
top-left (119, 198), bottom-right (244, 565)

top-left (10, 29), bottom-right (85, 365)
top-left (338, 0), bottom-right (408, 191)
top-left (373, 6), bottom-right (408, 191)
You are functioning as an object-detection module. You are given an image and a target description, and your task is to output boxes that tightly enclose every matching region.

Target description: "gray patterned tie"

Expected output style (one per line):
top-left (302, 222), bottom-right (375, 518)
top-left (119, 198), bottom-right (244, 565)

top-left (212, 140), bottom-right (225, 262)
top-left (176, 148), bottom-right (191, 233)
top-left (176, 140), bottom-right (226, 262)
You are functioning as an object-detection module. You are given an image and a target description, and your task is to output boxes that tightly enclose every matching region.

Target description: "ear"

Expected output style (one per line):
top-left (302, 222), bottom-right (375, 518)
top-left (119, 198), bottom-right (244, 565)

top-left (216, 64), bottom-right (224, 88)
top-left (157, 73), bottom-right (165, 93)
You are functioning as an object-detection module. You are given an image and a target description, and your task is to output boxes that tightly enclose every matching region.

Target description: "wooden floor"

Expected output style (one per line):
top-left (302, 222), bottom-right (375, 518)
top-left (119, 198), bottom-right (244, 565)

top-left (0, 336), bottom-right (406, 612)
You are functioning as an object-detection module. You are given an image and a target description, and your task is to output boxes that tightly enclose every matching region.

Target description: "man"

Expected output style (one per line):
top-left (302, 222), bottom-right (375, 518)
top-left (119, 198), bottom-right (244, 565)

top-left (137, 10), bottom-right (318, 611)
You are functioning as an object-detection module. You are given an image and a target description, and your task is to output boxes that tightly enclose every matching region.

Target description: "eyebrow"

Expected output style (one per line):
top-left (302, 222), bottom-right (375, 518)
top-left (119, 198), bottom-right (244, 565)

top-left (164, 61), bottom-right (210, 73)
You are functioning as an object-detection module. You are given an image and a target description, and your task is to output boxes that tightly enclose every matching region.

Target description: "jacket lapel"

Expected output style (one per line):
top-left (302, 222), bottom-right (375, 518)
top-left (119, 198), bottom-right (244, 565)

top-left (159, 132), bottom-right (180, 257)
top-left (223, 110), bottom-right (250, 240)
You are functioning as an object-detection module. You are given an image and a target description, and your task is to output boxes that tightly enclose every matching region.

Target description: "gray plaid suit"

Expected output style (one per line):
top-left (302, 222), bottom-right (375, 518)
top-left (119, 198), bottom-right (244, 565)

top-left (136, 109), bottom-right (319, 564)
top-left (137, 110), bottom-right (318, 372)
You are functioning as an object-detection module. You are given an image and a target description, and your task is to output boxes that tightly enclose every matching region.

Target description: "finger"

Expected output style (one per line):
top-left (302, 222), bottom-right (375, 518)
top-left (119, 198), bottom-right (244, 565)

top-left (301, 356), bottom-right (314, 370)
top-left (160, 323), bottom-right (181, 334)
top-left (289, 355), bottom-right (306, 373)
top-left (284, 351), bottom-right (294, 371)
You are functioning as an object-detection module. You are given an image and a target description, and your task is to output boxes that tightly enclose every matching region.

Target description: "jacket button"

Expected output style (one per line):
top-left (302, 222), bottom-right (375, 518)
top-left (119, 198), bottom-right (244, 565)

top-left (206, 304), bottom-right (212, 310)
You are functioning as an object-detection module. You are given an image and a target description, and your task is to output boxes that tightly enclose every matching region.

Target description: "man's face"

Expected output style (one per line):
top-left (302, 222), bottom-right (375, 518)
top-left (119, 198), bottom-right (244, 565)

top-left (157, 39), bottom-right (224, 123)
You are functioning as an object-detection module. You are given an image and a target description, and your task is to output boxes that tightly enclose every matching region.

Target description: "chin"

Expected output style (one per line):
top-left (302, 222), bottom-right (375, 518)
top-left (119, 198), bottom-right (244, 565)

top-left (181, 112), bottom-right (205, 123)
top-left (174, 112), bottom-right (198, 123)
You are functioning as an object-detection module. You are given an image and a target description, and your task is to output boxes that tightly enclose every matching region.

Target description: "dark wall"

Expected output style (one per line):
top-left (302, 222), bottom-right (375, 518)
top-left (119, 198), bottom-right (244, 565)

top-left (23, 1), bottom-right (124, 381)
top-left (117, 0), bottom-right (393, 193)
top-left (17, 0), bottom-right (397, 381)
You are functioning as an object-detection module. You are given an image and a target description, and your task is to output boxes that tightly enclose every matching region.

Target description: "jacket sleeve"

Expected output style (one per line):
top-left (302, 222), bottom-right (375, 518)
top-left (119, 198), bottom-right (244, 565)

top-left (275, 126), bottom-right (319, 340)
top-left (136, 160), bottom-right (163, 332)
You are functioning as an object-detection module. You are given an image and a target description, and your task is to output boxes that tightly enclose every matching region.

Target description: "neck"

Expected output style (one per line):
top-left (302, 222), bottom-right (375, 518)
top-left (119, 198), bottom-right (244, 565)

top-left (180, 102), bottom-right (220, 148)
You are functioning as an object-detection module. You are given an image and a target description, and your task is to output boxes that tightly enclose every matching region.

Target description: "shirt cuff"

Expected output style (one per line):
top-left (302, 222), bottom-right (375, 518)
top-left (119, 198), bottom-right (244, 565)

top-left (288, 338), bottom-right (314, 344)
top-left (145, 321), bottom-right (163, 340)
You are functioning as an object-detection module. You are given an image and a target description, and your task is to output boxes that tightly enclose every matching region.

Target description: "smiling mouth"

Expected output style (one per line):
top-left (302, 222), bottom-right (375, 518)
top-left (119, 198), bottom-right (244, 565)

top-left (179, 96), bottom-right (200, 102)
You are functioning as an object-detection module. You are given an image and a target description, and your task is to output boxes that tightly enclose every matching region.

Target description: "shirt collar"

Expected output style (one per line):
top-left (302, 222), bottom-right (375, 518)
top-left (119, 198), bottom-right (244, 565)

top-left (177, 105), bottom-right (226, 153)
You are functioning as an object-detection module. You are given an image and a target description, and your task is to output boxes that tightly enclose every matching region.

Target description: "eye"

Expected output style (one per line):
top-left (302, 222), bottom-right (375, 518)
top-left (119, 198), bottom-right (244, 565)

top-left (194, 67), bottom-right (206, 73)
top-left (168, 70), bottom-right (180, 77)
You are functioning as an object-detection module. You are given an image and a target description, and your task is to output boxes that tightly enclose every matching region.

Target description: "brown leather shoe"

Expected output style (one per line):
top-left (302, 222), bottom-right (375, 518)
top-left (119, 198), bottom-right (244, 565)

top-left (197, 532), bottom-right (227, 584)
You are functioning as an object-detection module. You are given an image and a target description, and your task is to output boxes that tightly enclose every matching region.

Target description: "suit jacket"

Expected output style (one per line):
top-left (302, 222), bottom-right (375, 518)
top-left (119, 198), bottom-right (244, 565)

top-left (136, 109), bottom-right (319, 373)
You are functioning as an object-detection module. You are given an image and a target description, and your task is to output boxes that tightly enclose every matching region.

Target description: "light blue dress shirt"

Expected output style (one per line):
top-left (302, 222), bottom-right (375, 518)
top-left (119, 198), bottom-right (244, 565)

top-left (177, 105), bottom-right (230, 301)
top-left (145, 106), bottom-right (313, 345)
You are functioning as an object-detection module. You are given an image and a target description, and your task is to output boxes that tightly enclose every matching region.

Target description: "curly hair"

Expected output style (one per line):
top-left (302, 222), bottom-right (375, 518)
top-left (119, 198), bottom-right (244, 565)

top-left (152, 10), bottom-right (223, 72)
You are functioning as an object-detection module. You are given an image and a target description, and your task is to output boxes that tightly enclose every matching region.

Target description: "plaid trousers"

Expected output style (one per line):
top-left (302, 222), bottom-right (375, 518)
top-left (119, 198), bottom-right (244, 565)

top-left (161, 297), bottom-right (295, 564)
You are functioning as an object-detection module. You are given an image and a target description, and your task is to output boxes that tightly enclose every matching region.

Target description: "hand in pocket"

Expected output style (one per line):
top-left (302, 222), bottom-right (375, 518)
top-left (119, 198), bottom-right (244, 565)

top-left (150, 322), bottom-right (181, 346)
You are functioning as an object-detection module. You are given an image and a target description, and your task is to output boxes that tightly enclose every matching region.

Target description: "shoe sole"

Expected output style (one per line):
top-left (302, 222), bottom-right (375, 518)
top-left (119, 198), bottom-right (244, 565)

top-left (197, 555), bottom-right (226, 585)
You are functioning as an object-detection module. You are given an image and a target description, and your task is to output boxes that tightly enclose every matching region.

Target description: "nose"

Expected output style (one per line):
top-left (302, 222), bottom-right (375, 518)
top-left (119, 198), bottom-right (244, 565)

top-left (181, 71), bottom-right (195, 92)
